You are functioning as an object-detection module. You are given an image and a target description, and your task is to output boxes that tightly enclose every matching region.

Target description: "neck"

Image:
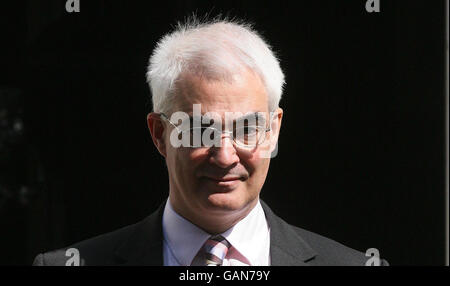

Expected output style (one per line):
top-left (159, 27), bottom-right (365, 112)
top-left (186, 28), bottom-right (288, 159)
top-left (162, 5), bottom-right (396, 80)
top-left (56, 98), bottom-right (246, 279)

top-left (169, 196), bottom-right (259, 235)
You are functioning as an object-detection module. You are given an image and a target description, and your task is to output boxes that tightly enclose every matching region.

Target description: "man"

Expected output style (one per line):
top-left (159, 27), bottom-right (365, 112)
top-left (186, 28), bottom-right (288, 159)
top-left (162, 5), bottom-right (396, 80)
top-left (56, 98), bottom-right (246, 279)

top-left (33, 17), bottom-right (387, 266)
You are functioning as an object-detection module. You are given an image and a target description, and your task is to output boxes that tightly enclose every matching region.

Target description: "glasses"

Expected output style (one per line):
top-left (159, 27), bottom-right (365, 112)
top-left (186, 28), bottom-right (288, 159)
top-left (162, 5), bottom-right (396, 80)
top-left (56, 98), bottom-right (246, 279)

top-left (159, 113), bottom-right (272, 149)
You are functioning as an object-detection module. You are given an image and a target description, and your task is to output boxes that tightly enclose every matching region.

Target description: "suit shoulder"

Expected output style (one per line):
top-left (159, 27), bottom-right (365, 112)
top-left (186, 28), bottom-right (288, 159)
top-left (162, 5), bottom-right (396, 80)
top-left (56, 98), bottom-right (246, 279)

top-left (33, 222), bottom-right (139, 266)
top-left (289, 225), bottom-right (368, 266)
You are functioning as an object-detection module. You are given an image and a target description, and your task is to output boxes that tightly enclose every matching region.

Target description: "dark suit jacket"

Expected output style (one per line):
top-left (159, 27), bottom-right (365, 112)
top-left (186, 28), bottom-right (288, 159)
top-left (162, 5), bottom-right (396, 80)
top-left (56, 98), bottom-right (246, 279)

top-left (33, 200), bottom-right (388, 266)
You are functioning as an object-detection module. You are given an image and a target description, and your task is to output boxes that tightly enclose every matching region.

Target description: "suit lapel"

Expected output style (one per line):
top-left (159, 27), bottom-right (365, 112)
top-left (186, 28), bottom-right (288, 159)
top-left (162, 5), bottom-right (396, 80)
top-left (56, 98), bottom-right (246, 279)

top-left (114, 202), bottom-right (165, 265)
top-left (260, 200), bottom-right (317, 266)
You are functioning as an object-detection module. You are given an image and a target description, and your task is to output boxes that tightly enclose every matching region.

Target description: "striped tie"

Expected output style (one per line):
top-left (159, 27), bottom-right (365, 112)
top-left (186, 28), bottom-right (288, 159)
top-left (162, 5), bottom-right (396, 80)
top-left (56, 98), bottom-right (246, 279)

top-left (194, 235), bottom-right (231, 266)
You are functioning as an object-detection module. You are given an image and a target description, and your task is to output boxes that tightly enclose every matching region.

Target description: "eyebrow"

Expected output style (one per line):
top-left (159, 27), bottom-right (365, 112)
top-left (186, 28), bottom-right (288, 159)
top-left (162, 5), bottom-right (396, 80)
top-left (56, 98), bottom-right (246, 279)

top-left (237, 113), bottom-right (266, 124)
top-left (188, 112), bottom-right (266, 126)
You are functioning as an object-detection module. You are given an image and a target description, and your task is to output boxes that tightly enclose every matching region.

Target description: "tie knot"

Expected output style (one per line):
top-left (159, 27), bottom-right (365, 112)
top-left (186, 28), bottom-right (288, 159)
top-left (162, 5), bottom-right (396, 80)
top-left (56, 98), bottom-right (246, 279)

top-left (201, 235), bottom-right (231, 266)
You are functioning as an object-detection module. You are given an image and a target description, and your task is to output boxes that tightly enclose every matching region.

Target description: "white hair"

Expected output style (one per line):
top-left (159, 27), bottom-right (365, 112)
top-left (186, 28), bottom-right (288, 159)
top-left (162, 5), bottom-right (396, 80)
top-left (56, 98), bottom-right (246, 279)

top-left (146, 16), bottom-right (285, 114)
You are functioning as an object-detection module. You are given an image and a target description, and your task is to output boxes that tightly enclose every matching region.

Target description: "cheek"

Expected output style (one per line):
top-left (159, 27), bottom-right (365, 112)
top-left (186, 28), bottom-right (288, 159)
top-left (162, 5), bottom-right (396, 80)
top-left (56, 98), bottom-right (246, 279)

top-left (186, 148), bottom-right (210, 162)
top-left (170, 148), bottom-right (208, 177)
top-left (240, 152), bottom-right (270, 182)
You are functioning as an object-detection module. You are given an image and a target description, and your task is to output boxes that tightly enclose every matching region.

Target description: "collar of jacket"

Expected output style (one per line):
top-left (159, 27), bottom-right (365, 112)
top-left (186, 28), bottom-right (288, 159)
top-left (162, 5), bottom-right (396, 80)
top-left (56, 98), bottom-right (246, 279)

top-left (260, 200), bottom-right (317, 265)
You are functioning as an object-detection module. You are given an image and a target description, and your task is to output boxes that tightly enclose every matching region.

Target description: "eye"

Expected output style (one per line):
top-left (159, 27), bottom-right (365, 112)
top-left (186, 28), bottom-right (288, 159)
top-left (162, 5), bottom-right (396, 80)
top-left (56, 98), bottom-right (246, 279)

top-left (243, 126), bottom-right (258, 135)
top-left (188, 127), bottom-right (210, 135)
top-left (234, 126), bottom-right (258, 139)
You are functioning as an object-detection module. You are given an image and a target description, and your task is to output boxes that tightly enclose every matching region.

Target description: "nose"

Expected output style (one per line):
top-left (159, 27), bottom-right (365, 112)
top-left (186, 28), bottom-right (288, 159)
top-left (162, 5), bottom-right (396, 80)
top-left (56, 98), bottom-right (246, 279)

top-left (209, 135), bottom-right (240, 168)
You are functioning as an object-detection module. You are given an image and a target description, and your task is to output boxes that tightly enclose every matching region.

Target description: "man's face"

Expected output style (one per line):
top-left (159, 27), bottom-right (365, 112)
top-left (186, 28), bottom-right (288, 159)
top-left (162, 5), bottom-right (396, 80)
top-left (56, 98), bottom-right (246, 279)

top-left (152, 69), bottom-right (282, 220)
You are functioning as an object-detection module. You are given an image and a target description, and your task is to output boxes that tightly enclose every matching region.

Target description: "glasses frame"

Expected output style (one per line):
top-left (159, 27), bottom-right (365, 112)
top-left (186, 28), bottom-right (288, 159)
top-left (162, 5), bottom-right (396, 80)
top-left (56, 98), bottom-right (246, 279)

top-left (159, 112), bottom-right (273, 149)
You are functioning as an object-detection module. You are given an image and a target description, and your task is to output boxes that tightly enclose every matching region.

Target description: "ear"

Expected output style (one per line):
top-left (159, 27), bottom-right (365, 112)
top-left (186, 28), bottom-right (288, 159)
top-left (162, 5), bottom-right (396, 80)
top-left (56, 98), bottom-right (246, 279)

top-left (147, 113), bottom-right (167, 158)
top-left (269, 108), bottom-right (283, 153)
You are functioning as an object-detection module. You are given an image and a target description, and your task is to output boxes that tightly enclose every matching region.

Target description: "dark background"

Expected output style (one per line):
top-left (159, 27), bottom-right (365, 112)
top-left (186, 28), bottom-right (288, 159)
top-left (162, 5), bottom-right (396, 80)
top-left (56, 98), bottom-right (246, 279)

top-left (0, 0), bottom-right (446, 265)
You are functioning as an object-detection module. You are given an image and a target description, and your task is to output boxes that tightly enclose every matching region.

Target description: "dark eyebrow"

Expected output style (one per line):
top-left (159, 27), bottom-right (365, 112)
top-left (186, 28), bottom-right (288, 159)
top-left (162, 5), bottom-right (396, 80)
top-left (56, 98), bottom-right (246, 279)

top-left (187, 115), bottom-right (216, 127)
top-left (187, 112), bottom-right (266, 126)
top-left (234, 112), bottom-right (266, 126)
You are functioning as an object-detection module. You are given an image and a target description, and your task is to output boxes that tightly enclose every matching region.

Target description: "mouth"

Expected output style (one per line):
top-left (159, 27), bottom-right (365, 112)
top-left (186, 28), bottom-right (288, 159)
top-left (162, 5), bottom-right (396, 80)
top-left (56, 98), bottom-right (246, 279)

top-left (205, 176), bottom-right (243, 182)
top-left (201, 176), bottom-right (244, 189)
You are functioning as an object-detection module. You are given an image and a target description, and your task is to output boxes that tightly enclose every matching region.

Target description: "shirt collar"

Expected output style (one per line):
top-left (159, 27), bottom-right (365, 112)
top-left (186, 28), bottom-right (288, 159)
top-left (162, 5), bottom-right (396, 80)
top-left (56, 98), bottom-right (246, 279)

top-left (162, 197), bottom-right (269, 266)
top-left (221, 200), bottom-right (270, 265)
top-left (162, 199), bottom-right (210, 266)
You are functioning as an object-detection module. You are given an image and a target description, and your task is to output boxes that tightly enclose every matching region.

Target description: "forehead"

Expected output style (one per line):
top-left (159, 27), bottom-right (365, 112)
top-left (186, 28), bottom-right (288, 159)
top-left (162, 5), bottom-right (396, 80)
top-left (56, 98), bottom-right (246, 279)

top-left (172, 69), bottom-right (269, 116)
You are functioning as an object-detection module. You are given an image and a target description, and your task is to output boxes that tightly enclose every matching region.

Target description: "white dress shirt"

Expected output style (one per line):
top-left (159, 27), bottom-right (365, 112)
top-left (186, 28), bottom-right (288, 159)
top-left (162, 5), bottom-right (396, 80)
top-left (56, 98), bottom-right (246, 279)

top-left (162, 198), bottom-right (271, 266)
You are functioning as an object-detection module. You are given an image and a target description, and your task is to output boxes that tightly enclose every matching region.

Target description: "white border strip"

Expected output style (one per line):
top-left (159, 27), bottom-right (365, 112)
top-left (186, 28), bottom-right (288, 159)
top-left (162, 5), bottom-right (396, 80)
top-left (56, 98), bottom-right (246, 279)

top-left (445, 0), bottom-right (449, 267)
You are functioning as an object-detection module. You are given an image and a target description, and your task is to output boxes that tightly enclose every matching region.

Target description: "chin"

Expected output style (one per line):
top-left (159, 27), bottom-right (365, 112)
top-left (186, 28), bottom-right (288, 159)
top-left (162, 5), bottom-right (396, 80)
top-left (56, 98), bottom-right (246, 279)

top-left (196, 179), bottom-right (256, 213)
top-left (205, 193), bottom-right (243, 211)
